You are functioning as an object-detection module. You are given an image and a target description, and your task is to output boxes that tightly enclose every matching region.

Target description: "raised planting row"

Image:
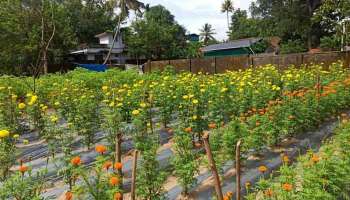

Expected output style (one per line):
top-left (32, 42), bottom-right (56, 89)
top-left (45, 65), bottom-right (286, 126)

top-left (0, 62), bottom-right (348, 199)
top-left (245, 120), bottom-right (350, 200)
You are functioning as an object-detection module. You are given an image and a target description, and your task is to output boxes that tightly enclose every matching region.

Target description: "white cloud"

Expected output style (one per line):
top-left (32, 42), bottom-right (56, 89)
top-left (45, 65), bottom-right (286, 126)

top-left (133, 0), bottom-right (253, 41)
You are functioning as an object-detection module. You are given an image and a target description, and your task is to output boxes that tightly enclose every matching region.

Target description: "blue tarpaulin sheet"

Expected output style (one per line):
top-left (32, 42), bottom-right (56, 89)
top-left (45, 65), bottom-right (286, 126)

top-left (75, 63), bottom-right (107, 72)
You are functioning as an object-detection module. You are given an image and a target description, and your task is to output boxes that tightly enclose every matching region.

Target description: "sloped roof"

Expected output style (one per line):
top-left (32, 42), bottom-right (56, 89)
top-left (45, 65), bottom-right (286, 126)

top-left (202, 38), bottom-right (262, 52)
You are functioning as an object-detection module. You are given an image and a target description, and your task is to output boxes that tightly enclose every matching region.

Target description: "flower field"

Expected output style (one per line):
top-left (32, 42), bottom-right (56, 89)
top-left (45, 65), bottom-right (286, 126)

top-left (1, 62), bottom-right (350, 200)
top-left (246, 120), bottom-right (350, 200)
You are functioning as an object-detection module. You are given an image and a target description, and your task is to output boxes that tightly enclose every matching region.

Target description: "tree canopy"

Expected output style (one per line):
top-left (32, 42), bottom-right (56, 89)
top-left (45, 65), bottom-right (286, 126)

top-left (126, 5), bottom-right (187, 60)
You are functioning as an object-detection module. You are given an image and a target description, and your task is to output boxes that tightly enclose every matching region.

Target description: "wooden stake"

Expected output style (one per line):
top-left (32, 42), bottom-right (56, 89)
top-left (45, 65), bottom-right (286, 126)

top-left (131, 150), bottom-right (138, 200)
top-left (236, 140), bottom-right (242, 200)
top-left (115, 133), bottom-right (123, 199)
top-left (202, 132), bottom-right (223, 200)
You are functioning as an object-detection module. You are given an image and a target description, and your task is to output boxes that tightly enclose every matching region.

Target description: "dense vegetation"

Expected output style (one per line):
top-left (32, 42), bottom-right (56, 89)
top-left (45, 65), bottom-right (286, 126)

top-left (246, 120), bottom-right (350, 200)
top-left (1, 62), bottom-right (350, 199)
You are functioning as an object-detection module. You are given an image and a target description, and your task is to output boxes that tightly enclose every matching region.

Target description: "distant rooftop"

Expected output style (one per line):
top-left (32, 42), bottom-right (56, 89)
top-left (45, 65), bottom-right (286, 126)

top-left (202, 38), bottom-right (262, 52)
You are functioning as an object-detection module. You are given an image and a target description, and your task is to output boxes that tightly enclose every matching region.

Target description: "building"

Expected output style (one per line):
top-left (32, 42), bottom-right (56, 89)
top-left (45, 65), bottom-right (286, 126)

top-left (201, 37), bottom-right (280, 57)
top-left (186, 34), bottom-right (200, 42)
top-left (69, 31), bottom-right (127, 64)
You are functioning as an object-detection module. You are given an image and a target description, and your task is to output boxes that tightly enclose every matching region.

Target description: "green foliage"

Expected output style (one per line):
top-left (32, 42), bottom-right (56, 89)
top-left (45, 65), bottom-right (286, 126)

top-left (199, 23), bottom-right (217, 45)
top-left (280, 40), bottom-right (308, 54)
top-left (172, 127), bottom-right (199, 195)
top-left (0, 170), bottom-right (48, 200)
top-left (229, 9), bottom-right (260, 40)
top-left (127, 5), bottom-right (187, 60)
top-left (320, 35), bottom-right (341, 51)
top-left (246, 121), bottom-right (350, 200)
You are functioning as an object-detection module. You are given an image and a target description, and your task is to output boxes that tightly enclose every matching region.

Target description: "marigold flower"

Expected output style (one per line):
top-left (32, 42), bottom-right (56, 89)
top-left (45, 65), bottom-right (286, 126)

top-left (140, 102), bottom-right (147, 108)
top-left (71, 156), bottom-right (81, 166)
top-left (19, 165), bottom-right (28, 173)
top-left (184, 127), bottom-right (192, 133)
top-left (282, 155), bottom-right (289, 163)
top-left (13, 134), bottom-right (20, 139)
top-left (65, 191), bottom-right (73, 200)
top-left (282, 183), bottom-right (293, 192)
top-left (0, 130), bottom-right (10, 138)
top-left (258, 165), bottom-right (268, 173)
top-left (226, 191), bottom-right (233, 197)
top-left (102, 86), bottom-right (108, 91)
top-left (18, 103), bottom-right (26, 109)
top-left (103, 161), bottom-right (113, 170)
top-left (114, 162), bottom-right (123, 170)
top-left (28, 95), bottom-right (38, 105)
top-left (208, 123), bottom-right (217, 129)
top-left (114, 192), bottom-right (122, 200)
top-left (95, 145), bottom-right (107, 155)
top-left (109, 176), bottom-right (120, 186)
top-left (245, 181), bottom-right (251, 188)
top-left (311, 154), bottom-right (320, 163)
top-left (192, 99), bottom-right (199, 104)
top-left (23, 139), bottom-right (29, 145)
top-left (264, 188), bottom-right (273, 197)
top-left (132, 109), bottom-right (140, 116)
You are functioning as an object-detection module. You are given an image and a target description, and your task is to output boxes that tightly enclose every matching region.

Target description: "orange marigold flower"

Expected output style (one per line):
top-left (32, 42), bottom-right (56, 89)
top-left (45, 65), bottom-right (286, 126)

top-left (264, 188), bottom-right (273, 197)
top-left (208, 123), bottom-right (217, 129)
top-left (311, 154), bottom-right (320, 163)
top-left (282, 183), bottom-right (293, 192)
top-left (103, 161), bottom-right (112, 170)
top-left (255, 121), bottom-right (261, 127)
top-left (282, 154), bottom-right (289, 163)
top-left (226, 191), bottom-right (233, 197)
top-left (71, 156), bottom-right (81, 166)
top-left (109, 176), bottom-right (120, 186)
top-left (223, 196), bottom-right (230, 200)
top-left (184, 127), bottom-right (192, 133)
top-left (114, 162), bottom-right (123, 170)
top-left (95, 145), bottom-right (107, 155)
top-left (258, 165), bottom-right (268, 173)
top-left (65, 191), bottom-right (73, 200)
top-left (19, 165), bottom-right (28, 173)
top-left (114, 192), bottom-right (122, 200)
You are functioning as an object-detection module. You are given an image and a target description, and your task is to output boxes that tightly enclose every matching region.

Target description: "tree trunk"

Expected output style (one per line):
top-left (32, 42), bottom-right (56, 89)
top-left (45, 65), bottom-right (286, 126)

top-left (103, 15), bottom-right (123, 65)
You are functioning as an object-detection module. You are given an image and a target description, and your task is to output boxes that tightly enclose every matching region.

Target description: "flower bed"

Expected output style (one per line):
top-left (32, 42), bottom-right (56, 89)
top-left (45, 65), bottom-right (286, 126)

top-left (245, 120), bottom-right (350, 200)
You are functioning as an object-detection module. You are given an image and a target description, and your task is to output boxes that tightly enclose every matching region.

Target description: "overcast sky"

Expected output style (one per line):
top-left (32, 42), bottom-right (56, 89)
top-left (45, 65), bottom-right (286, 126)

top-left (138, 0), bottom-right (254, 41)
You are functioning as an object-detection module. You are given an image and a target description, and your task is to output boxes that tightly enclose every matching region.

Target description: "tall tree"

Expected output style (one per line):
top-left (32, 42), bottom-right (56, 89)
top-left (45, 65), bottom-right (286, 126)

top-left (250, 0), bottom-right (322, 49)
top-left (199, 23), bottom-right (216, 45)
top-left (221, 0), bottom-right (234, 32)
top-left (126, 5), bottom-right (187, 60)
top-left (103, 0), bottom-right (145, 64)
top-left (229, 9), bottom-right (260, 40)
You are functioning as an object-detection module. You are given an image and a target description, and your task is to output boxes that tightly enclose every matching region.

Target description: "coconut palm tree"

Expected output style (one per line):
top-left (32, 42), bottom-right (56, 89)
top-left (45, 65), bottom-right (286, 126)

top-left (199, 23), bottom-right (216, 45)
top-left (221, 0), bottom-right (234, 31)
top-left (103, 0), bottom-right (145, 64)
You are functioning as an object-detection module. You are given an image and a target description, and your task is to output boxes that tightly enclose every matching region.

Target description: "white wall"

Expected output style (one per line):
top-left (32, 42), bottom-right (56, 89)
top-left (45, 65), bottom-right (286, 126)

top-left (98, 34), bottom-right (124, 49)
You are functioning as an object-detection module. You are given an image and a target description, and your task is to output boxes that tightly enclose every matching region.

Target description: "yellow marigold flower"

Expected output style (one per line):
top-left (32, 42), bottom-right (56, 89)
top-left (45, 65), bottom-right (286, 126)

top-left (192, 115), bottom-right (198, 120)
top-left (18, 103), bottom-right (26, 109)
top-left (182, 95), bottom-right (189, 99)
top-left (140, 102), bottom-right (147, 108)
top-left (192, 99), bottom-right (199, 104)
top-left (54, 102), bottom-right (60, 106)
top-left (102, 86), bottom-right (108, 91)
top-left (117, 102), bottom-right (123, 107)
top-left (28, 95), bottom-right (38, 105)
top-left (50, 116), bottom-right (59, 123)
top-left (109, 101), bottom-right (115, 107)
top-left (221, 88), bottom-right (228, 93)
top-left (132, 109), bottom-right (140, 116)
top-left (0, 130), bottom-right (10, 138)
top-left (13, 134), bottom-right (20, 139)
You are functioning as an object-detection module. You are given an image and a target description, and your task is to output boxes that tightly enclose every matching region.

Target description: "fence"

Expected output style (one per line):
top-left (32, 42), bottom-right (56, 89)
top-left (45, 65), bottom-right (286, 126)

top-left (144, 51), bottom-right (350, 73)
